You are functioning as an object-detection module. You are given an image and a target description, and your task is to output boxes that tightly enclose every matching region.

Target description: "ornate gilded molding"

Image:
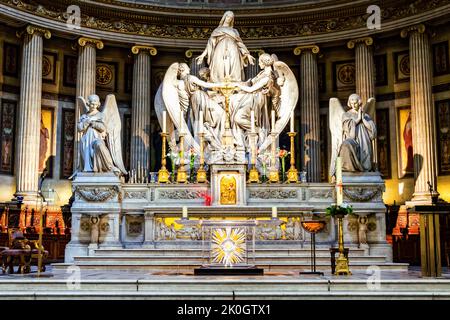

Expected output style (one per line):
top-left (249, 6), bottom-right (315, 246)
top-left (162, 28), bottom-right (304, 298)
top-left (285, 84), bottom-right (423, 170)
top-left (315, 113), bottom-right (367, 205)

top-left (78, 37), bottom-right (104, 49)
top-left (131, 45), bottom-right (157, 55)
top-left (293, 45), bottom-right (320, 56)
top-left (347, 36), bottom-right (373, 49)
top-left (400, 23), bottom-right (426, 38)
top-left (16, 25), bottom-right (51, 39)
top-left (75, 186), bottom-right (119, 202)
top-left (185, 49), bottom-right (202, 58)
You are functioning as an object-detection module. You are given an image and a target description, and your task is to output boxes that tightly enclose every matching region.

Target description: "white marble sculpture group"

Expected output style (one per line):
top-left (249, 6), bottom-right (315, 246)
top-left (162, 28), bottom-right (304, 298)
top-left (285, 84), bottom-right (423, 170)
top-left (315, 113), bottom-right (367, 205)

top-left (74, 10), bottom-right (377, 178)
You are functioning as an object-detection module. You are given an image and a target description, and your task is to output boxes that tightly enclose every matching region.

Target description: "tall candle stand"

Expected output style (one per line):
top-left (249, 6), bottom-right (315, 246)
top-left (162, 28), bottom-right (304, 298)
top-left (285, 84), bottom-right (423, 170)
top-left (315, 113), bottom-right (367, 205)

top-left (287, 132), bottom-right (298, 183)
top-left (177, 132), bottom-right (188, 183)
top-left (335, 214), bottom-right (351, 275)
top-left (268, 132), bottom-right (279, 183)
top-left (196, 132), bottom-right (207, 183)
top-left (248, 131), bottom-right (259, 183)
top-left (158, 132), bottom-right (170, 183)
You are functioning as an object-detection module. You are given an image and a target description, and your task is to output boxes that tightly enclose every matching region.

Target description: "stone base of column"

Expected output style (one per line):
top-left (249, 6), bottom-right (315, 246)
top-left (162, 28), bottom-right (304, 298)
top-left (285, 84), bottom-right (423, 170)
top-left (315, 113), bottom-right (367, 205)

top-left (407, 191), bottom-right (440, 206)
top-left (14, 191), bottom-right (40, 204)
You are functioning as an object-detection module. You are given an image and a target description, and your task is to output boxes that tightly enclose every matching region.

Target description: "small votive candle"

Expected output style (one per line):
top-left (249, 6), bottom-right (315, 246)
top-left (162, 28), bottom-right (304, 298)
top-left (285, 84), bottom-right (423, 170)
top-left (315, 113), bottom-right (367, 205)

top-left (182, 206), bottom-right (188, 219)
top-left (272, 207), bottom-right (277, 219)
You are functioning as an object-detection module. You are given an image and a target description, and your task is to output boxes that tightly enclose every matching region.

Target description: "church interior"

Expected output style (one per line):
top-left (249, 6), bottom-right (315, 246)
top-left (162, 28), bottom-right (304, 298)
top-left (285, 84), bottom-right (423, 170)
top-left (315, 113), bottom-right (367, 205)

top-left (0, 0), bottom-right (450, 299)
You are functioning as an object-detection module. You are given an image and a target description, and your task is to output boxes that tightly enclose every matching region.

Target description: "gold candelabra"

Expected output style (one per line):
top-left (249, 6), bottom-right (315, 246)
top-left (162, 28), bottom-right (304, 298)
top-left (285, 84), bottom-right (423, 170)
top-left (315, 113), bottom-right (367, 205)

top-left (248, 131), bottom-right (259, 183)
top-left (177, 132), bottom-right (188, 183)
top-left (287, 132), bottom-right (298, 183)
top-left (158, 132), bottom-right (170, 183)
top-left (335, 215), bottom-right (351, 275)
top-left (196, 132), bottom-right (207, 183)
top-left (268, 132), bottom-right (279, 183)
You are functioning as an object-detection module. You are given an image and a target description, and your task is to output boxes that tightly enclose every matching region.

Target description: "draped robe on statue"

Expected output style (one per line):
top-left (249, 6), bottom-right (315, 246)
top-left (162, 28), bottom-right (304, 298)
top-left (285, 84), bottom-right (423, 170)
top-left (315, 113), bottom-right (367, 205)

top-left (339, 110), bottom-right (377, 172)
top-left (204, 26), bottom-right (251, 83)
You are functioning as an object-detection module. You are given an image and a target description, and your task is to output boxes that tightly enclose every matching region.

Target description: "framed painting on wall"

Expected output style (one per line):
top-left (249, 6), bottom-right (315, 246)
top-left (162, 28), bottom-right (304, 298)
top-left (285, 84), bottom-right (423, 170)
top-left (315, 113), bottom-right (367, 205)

top-left (60, 109), bottom-right (75, 179)
top-left (333, 60), bottom-right (356, 91)
top-left (42, 51), bottom-right (57, 84)
top-left (39, 107), bottom-right (54, 178)
top-left (376, 108), bottom-right (391, 179)
top-left (0, 100), bottom-right (16, 174)
top-left (2, 42), bottom-right (19, 78)
top-left (394, 51), bottom-right (410, 83)
top-left (397, 107), bottom-right (414, 178)
top-left (436, 99), bottom-right (450, 175)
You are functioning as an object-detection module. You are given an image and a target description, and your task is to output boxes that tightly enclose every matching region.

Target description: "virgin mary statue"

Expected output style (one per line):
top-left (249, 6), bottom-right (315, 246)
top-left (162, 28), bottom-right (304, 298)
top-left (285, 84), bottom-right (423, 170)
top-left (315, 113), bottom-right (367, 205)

top-left (196, 11), bottom-right (255, 83)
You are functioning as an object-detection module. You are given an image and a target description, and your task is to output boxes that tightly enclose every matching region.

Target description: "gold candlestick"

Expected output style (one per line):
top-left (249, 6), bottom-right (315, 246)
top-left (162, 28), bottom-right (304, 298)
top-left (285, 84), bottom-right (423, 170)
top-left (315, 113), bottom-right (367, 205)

top-left (196, 132), bottom-right (207, 183)
top-left (158, 132), bottom-right (170, 183)
top-left (335, 215), bottom-right (351, 275)
top-left (177, 132), bottom-right (188, 183)
top-left (248, 131), bottom-right (259, 183)
top-left (268, 132), bottom-right (279, 183)
top-left (287, 132), bottom-right (298, 183)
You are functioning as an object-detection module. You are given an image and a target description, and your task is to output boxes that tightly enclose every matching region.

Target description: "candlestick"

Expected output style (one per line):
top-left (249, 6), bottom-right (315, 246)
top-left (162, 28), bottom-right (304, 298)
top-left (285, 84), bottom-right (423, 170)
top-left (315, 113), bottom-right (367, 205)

top-left (251, 110), bottom-right (255, 133)
top-left (182, 206), bottom-right (188, 219)
top-left (272, 207), bottom-right (277, 219)
top-left (271, 110), bottom-right (276, 131)
top-left (162, 111), bottom-right (167, 134)
top-left (158, 132), bottom-right (170, 183)
top-left (268, 132), bottom-right (279, 183)
top-left (248, 131), bottom-right (259, 183)
top-left (290, 111), bottom-right (294, 133)
top-left (336, 157), bottom-right (343, 206)
top-left (177, 132), bottom-right (188, 183)
top-left (287, 132), bottom-right (298, 183)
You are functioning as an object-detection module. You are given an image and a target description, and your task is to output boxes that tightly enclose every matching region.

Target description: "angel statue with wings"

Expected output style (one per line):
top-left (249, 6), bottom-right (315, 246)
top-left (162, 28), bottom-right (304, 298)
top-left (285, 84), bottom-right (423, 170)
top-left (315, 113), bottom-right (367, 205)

top-left (75, 94), bottom-right (127, 176)
top-left (329, 94), bottom-right (377, 178)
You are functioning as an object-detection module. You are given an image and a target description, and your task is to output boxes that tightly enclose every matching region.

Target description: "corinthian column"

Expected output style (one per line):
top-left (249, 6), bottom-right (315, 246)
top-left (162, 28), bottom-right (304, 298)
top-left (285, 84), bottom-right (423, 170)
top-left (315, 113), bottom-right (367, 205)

top-left (130, 45), bottom-right (157, 182)
top-left (401, 24), bottom-right (438, 203)
top-left (74, 37), bottom-right (103, 170)
top-left (15, 25), bottom-right (51, 201)
top-left (294, 45), bottom-right (321, 182)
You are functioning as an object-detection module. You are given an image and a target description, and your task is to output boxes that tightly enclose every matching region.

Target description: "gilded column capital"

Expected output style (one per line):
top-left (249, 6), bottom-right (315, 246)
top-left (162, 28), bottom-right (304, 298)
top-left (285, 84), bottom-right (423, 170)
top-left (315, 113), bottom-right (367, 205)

top-left (250, 49), bottom-right (265, 56)
top-left (400, 24), bottom-right (426, 38)
top-left (16, 25), bottom-right (51, 39)
top-left (185, 49), bottom-right (202, 58)
top-left (347, 36), bottom-right (373, 49)
top-left (132, 45), bottom-right (157, 55)
top-left (78, 37), bottom-right (104, 50)
top-left (293, 45), bottom-right (320, 56)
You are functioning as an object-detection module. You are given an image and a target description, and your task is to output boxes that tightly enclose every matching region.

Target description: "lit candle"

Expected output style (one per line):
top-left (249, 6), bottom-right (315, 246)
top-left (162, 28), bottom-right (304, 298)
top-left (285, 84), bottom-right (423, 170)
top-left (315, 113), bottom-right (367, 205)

top-left (336, 157), bottom-right (343, 206)
top-left (162, 111), bottom-right (167, 134)
top-left (271, 110), bottom-right (276, 131)
top-left (180, 111), bottom-right (184, 134)
top-left (272, 206), bottom-right (277, 219)
top-left (251, 110), bottom-right (255, 133)
top-left (290, 111), bottom-right (294, 132)
top-left (182, 206), bottom-right (188, 219)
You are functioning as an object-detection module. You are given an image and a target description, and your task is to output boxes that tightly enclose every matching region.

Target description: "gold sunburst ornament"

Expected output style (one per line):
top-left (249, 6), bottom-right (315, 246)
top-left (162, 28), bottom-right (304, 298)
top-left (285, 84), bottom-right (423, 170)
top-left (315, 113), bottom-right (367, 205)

top-left (211, 227), bottom-right (246, 267)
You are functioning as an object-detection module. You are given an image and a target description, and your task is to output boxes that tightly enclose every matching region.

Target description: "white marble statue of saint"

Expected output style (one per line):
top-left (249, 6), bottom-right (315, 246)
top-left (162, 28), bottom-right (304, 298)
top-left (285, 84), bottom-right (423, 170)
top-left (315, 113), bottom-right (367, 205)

top-left (196, 11), bottom-right (255, 83)
top-left (329, 94), bottom-right (377, 177)
top-left (75, 94), bottom-right (127, 176)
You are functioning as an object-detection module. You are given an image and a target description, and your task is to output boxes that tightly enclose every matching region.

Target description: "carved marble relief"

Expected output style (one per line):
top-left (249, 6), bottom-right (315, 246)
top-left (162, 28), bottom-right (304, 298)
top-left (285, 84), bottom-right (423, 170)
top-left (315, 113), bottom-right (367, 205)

top-left (75, 186), bottom-right (120, 202)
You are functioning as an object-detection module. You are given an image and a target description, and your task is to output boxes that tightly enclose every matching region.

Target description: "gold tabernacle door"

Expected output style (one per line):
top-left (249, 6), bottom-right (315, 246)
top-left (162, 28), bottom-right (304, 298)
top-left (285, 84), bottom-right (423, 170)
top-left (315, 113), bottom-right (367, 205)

top-left (219, 173), bottom-right (238, 205)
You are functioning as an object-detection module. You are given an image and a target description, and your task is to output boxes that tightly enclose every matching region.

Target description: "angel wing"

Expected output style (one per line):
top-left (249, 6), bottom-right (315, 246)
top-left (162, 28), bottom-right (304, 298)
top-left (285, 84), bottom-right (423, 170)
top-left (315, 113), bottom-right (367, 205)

top-left (329, 98), bottom-right (346, 178)
top-left (154, 83), bottom-right (177, 149)
top-left (162, 62), bottom-right (201, 154)
top-left (259, 60), bottom-right (298, 152)
top-left (363, 97), bottom-right (376, 120)
top-left (77, 96), bottom-right (89, 113)
top-left (102, 94), bottom-right (127, 175)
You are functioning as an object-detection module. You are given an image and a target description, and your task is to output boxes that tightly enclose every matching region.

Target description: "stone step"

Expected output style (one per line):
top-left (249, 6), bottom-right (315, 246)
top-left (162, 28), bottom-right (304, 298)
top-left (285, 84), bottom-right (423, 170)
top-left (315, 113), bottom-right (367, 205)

top-left (52, 261), bottom-right (409, 272)
top-left (72, 255), bottom-right (388, 264)
top-left (1, 278), bottom-right (447, 296)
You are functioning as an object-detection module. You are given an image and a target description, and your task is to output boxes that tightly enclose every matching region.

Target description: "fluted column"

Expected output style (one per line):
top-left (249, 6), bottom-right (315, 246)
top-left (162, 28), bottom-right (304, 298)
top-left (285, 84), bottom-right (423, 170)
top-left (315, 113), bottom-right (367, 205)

top-left (294, 45), bottom-right (321, 182)
top-left (74, 37), bottom-right (103, 170)
top-left (15, 25), bottom-right (51, 201)
top-left (401, 24), bottom-right (438, 203)
top-left (130, 45), bottom-right (157, 181)
top-left (348, 37), bottom-right (378, 167)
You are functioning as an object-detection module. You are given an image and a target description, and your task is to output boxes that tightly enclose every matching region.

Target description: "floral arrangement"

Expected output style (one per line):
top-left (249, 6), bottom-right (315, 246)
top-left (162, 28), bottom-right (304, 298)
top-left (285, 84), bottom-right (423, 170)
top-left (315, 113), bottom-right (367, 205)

top-left (200, 191), bottom-right (212, 206)
top-left (277, 147), bottom-right (290, 182)
top-left (325, 203), bottom-right (353, 217)
top-left (166, 149), bottom-right (180, 181)
top-left (257, 150), bottom-right (272, 182)
top-left (189, 147), bottom-right (197, 182)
